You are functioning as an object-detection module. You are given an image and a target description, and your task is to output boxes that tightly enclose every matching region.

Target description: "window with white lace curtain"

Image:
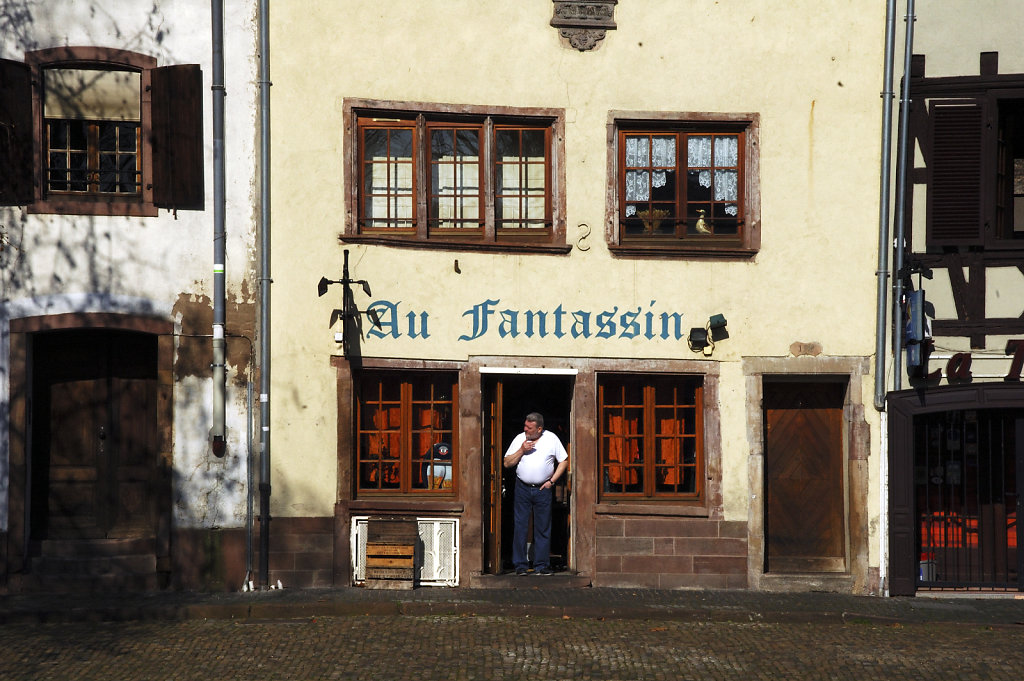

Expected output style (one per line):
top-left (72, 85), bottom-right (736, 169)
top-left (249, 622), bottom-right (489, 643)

top-left (609, 114), bottom-right (760, 256)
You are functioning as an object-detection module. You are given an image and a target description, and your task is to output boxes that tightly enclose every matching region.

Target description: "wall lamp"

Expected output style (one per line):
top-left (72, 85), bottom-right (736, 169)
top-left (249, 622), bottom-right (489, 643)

top-left (688, 314), bottom-right (729, 355)
top-left (318, 249), bottom-right (382, 358)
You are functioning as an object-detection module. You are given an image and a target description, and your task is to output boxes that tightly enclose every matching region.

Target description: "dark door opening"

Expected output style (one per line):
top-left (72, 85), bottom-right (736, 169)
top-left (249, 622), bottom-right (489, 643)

top-left (914, 409), bottom-right (1023, 589)
top-left (30, 329), bottom-right (160, 541)
top-left (484, 374), bottom-right (573, 574)
top-left (763, 380), bottom-right (847, 573)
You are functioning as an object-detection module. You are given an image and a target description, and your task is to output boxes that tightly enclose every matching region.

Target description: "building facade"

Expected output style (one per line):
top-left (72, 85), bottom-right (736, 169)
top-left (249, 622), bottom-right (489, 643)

top-left (0, 1), bottom-right (261, 590)
top-left (886, 1), bottom-right (1024, 595)
top-left (267, 1), bottom-right (885, 593)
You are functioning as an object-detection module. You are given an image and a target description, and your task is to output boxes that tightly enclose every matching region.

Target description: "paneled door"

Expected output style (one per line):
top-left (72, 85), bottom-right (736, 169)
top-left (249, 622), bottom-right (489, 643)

top-left (764, 381), bottom-right (847, 572)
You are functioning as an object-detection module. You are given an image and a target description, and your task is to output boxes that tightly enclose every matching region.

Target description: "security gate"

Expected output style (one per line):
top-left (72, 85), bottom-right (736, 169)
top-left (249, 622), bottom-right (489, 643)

top-left (914, 409), bottom-right (1023, 589)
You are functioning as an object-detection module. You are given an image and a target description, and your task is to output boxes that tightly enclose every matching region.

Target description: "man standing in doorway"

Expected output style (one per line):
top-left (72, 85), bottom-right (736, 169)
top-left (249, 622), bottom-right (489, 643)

top-left (503, 412), bottom-right (569, 575)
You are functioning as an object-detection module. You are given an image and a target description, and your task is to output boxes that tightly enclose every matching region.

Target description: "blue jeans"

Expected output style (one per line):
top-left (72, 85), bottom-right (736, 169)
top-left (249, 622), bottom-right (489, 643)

top-left (512, 478), bottom-right (553, 571)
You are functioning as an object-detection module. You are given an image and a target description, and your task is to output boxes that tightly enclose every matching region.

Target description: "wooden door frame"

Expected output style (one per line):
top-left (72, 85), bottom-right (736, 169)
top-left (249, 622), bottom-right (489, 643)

top-left (743, 356), bottom-right (873, 593)
top-left (4, 313), bottom-right (174, 577)
top-left (481, 370), bottom-right (576, 574)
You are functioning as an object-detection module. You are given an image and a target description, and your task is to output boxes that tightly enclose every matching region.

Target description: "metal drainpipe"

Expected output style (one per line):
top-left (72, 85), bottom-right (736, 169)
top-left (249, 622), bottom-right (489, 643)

top-left (873, 0), bottom-right (898, 411)
top-left (211, 0), bottom-right (227, 457)
top-left (892, 0), bottom-right (916, 393)
top-left (257, 0), bottom-right (273, 588)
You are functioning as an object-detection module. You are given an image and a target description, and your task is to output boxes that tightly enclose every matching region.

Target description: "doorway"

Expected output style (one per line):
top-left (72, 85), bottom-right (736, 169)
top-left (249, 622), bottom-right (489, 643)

top-left (913, 409), bottom-right (1022, 589)
top-left (30, 329), bottom-right (160, 541)
top-left (763, 380), bottom-right (847, 573)
top-left (483, 374), bottom-right (573, 574)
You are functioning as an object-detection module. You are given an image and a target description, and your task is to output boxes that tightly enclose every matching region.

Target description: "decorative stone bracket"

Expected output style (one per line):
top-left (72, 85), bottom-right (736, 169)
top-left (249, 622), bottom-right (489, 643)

top-left (551, 0), bottom-right (617, 51)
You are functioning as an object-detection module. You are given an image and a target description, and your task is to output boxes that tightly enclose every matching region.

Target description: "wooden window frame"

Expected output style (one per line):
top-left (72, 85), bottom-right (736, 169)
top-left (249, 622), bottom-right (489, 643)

top-left (607, 112), bottom-right (760, 259)
top-left (7, 47), bottom-right (203, 216)
top-left (355, 370), bottom-right (459, 497)
top-left (26, 48), bottom-right (157, 216)
top-left (343, 99), bottom-right (569, 254)
top-left (598, 373), bottom-right (704, 503)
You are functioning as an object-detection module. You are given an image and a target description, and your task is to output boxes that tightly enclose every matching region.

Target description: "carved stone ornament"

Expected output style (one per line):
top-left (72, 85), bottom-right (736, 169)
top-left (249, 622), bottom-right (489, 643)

top-left (551, 0), bottom-right (617, 51)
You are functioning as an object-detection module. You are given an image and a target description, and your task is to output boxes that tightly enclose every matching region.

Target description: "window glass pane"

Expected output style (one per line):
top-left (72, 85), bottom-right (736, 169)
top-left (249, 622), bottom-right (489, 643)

top-left (715, 169), bottom-right (738, 202)
top-left (363, 129), bottom-right (387, 160)
top-left (714, 135), bottom-right (738, 166)
top-left (390, 129), bottom-right (413, 158)
top-left (119, 123), bottom-right (137, 152)
top-left (496, 129), bottom-right (518, 157)
top-left (522, 129), bottom-right (545, 158)
top-left (651, 136), bottom-right (676, 167)
top-left (688, 136), bottom-right (712, 167)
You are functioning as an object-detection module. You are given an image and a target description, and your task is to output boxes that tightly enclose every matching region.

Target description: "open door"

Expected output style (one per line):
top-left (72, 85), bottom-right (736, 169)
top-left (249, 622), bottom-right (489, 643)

top-left (483, 374), bottom-right (573, 574)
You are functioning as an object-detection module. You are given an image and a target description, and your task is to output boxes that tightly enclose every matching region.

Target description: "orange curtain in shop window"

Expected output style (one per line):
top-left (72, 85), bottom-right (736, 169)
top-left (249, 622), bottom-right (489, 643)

top-left (657, 418), bottom-right (681, 486)
top-left (414, 407), bottom-right (444, 488)
top-left (606, 414), bottom-right (640, 485)
top-left (367, 406), bottom-right (401, 486)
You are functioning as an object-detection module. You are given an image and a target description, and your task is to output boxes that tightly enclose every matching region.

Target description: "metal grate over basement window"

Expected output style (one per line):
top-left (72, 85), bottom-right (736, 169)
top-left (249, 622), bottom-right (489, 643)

top-left (351, 516), bottom-right (459, 587)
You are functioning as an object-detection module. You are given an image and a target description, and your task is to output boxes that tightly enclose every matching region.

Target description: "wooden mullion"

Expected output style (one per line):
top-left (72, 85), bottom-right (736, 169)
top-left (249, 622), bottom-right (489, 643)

top-left (88, 122), bottom-right (100, 193)
top-left (643, 384), bottom-right (655, 496)
top-left (401, 380), bottom-right (413, 493)
top-left (415, 115), bottom-right (427, 240)
top-left (483, 117), bottom-right (495, 241)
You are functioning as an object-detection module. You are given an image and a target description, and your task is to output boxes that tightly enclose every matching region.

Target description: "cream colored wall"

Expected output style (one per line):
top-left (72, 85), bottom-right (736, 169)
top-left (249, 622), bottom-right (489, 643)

top-left (270, 1), bottom-right (886, 519)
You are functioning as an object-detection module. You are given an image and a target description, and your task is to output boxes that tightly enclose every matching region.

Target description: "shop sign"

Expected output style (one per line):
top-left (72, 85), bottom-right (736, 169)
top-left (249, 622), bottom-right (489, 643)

top-left (365, 299), bottom-right (690, 342)
top-left (921, 340), bottom-right (1024, 383)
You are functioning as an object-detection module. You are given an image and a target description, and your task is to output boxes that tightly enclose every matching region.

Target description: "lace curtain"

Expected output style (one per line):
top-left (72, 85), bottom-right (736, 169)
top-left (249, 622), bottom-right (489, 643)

top-left (689, 136), bottom-right (739, 216)
top-left (624, 136), bottom-right (676, 215)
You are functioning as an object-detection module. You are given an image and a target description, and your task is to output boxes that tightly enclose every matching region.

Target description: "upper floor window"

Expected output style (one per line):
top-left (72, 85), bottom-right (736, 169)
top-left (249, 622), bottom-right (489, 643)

top-left (343, 100), bottom-right (568, 253)
top-left (0, 47), bottom-right (203, 215)
top-left (356, 370), bottom-right (458, 496)
top-left (608, 113), bottom-right (760, 258)
top-left (922, 93), bottom-right (1024, 249)
top-left (598, 373), bottom-right (704, 502)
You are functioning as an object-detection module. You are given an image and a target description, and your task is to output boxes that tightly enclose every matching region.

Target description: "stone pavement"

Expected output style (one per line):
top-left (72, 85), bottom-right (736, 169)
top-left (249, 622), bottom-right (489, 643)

top-left (4, 584), bottom-right (1024, 680)
top-left (3, 580), bottom-right (1024, 626)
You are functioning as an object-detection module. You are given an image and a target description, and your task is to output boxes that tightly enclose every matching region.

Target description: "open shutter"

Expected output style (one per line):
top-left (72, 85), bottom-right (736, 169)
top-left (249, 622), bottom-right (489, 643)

top-left (0, 58), bottom-right (33, 205)
top-left (151, 64), bottom-right (204, 210)
top-left (926, 100), bottom-right (986, 247)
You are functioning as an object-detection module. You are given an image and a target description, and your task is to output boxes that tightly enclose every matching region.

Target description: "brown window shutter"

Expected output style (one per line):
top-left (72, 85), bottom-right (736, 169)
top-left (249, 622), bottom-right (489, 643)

top-left (151, 64), bottom-right (204, 210)
top-left (926, 100), bottom-right (986, 247)
top-left (0, 58), bottom-right (33, 205)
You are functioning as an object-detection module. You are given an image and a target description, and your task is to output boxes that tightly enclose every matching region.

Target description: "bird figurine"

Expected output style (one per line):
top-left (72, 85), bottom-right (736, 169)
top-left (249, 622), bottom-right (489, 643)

top-left (694, 209), bottom-right (711, 234)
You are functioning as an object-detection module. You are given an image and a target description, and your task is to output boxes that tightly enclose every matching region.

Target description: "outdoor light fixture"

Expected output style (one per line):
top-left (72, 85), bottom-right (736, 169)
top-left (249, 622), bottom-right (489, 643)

top-left (318, 249), bottom-right (383, 358)
top-left (688, 314), bottom-right (729, 355)
top-left (687, 327), bottom-right (710, 352)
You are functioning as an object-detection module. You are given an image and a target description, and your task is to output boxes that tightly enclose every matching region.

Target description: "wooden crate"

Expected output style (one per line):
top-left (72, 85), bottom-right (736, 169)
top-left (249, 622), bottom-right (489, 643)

top-left (364, 517), bottom-right (418, 589)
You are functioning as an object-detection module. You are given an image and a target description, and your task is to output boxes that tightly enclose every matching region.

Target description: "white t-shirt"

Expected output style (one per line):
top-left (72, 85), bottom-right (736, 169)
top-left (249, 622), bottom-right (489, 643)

top-left (504, 429), bottom-right (568, 484)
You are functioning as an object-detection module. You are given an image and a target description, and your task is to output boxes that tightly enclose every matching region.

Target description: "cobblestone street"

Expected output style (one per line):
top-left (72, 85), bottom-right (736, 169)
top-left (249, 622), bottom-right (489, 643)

top-left (4, 612), bottom-right (1024, 680)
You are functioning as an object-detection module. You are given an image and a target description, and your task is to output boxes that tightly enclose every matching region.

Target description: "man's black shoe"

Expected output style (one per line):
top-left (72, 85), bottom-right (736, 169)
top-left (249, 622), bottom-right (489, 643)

top-left (515, 568), bottom-right (529, 576)
top-left (534, 567), bottom-right (554, 575)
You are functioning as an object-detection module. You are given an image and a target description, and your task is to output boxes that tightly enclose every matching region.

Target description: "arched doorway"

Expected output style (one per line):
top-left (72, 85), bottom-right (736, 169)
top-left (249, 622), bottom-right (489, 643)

top-left (5, 313), bottom-right (173, 589)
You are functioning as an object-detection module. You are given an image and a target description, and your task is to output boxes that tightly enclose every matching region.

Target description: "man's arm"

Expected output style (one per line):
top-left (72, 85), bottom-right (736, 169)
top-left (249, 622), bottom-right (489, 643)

top-left (546, 458), bottom-right (569, 487)
top-left (503, 435), bottom-right (530, 468)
